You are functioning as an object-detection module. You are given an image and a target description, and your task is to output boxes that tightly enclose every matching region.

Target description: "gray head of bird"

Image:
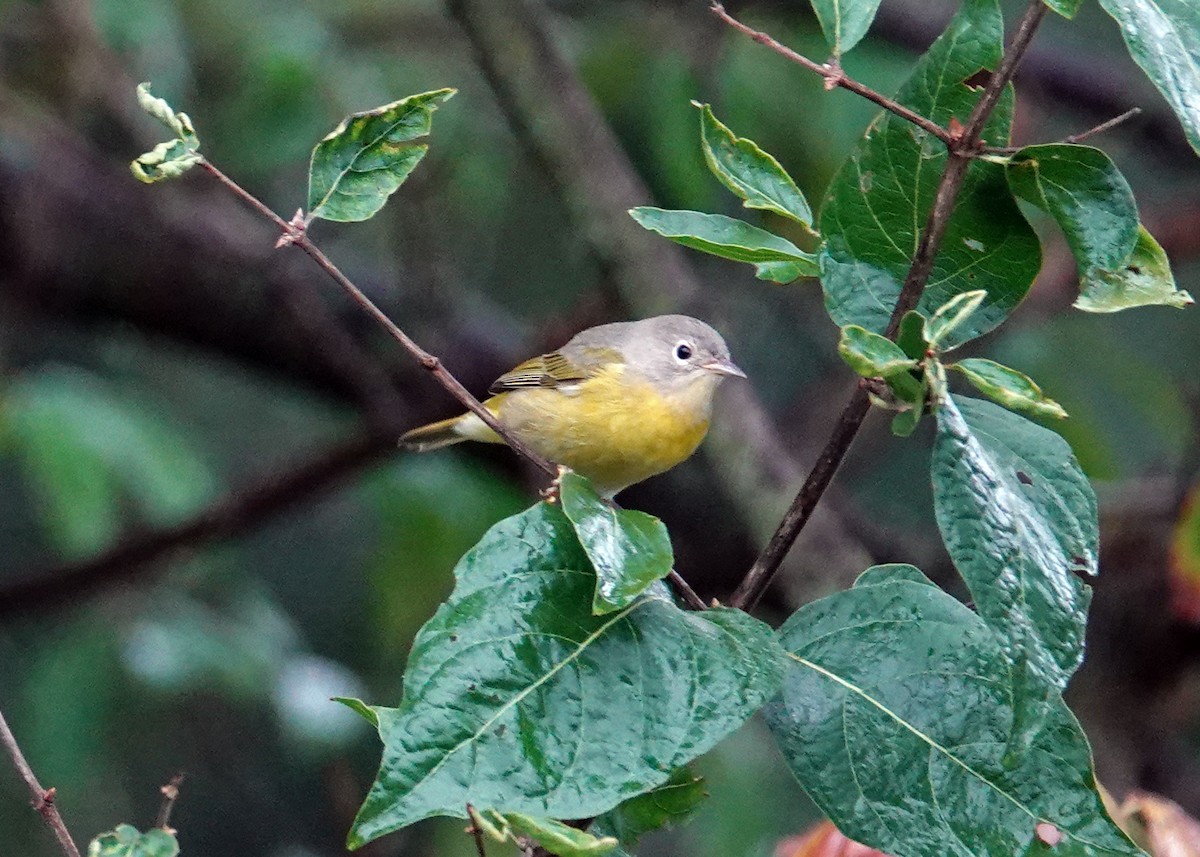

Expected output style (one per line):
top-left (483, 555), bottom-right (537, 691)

top-left (608, 314), bottom-right (746, 391)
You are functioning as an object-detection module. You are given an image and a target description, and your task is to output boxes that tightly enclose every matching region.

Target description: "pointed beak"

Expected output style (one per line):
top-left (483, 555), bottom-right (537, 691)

top-left (702, 358), bottom-right (747, 379)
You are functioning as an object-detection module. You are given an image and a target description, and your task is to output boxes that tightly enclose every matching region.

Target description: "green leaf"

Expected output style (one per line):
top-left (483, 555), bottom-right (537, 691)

top-left (932, 396), bottom-right (1096, 690)
top-left (765, 567), bottom-right (1139, 857)
top-left (594, 767), bottom-right (706, 846)
top-left (334, 697), bottom-right (380, 728)
top-left (134, 81), bottom-right (196, 143)
top-left (502, 814), bottom-right (619, 857)
top-left (753, 260), bottom-right (815, 284)
top-left (629, 208), bottom-right (819, 275)
top-left (307, 88), bottom-right (455, 222)
top-left (1098, 0), bottom-right (1200, 155)
top-left (695, 102), bottom-right (813, 226)
top-left (925, 289), bottom-right (987, 349)
top-left (130, 82), bottom-right (201, 183)
top-left (890, 394), bottom-right (925, 437)
top-left (895, 310), bottom-right (930, 359)
top-left (1045, 0), bottom-right (1085, 18)
top-left (2, 367), bottom-right (216, 557)
top-left (952, 358), bottom-right (1068, 419)
top-left (809, 0), bottom-right (885, 55)
top-left (559, 471), bottom-right (674, 614)
top-left (88, 825), bottom-right (179, 857)
top-left (819, 0), bottom-right (1040, 347)
top-left (1006, 144), bottom-right (1139, 275)
top-left (349, 502), bottom-right (785, 847)
top-left (837, 325), bottom-right (918, 378)
top-left (1075, 226), bottom-right (1194, 312)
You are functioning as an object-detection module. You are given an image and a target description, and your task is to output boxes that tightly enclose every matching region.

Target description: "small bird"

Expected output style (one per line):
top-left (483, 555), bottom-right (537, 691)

top-left (400, 315), bottom-right (745, 496)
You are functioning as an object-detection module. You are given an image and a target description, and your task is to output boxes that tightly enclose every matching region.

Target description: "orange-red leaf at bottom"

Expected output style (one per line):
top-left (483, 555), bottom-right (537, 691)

top-left (1115, 791), bottom-right (1200, 856)
top-left (775, 821), bottom-right (892, 857)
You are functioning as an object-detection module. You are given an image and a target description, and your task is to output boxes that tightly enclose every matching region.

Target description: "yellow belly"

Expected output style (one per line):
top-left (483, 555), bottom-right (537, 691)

top-left (485, 368), bottom-right (715, 495)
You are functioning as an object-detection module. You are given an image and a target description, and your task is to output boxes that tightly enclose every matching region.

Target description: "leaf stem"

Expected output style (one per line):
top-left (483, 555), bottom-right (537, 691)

top-left (729, 0), bottom-right (1050, 612)
top-left (709, 3), bottom-right (954, 145)
top-left (0, 708), bottom-right (81, 857)
top-left (197, 159), bottom-right (558, 479)
top-left (983, 106), bottom-right (1143, 154)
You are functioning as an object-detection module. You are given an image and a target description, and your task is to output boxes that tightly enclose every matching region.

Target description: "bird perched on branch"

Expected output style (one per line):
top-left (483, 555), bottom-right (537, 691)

top-left (400, 315), bottom-right (745, 497)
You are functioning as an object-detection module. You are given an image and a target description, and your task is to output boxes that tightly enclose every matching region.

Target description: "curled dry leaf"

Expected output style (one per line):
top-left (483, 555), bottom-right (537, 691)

top-left (1115, 791), bottom-right (1200, 857)
top-left (775, 820), bottom-right (892, 857)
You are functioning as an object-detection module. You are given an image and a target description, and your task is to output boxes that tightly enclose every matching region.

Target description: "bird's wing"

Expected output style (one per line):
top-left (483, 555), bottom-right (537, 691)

top-left (487, 347), bottom-right (620, 394)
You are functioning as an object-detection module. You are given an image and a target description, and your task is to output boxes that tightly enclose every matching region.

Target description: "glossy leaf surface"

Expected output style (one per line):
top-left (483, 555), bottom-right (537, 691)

top-left (349, 503), bottom-right (785, 846)
top-left (697, 102), bottom-right (812, 225)
top-left (559, 472), bottom-right (674, 614)
top-left (819, 0), bottom-right (1039, 347)
top-left (810, 0), bottom-right (885, 55)
top-left (629, 207), bottom-right (819, 276)
top-left (952, 358), bottom-right (1068, 419)
top-left (932, 396), bottom-right (1096, 689)
top-left (837, 325), bottom-right (918, 378)
top-left (1075, 226), bottom-right (1194, 312)
top-left (307, 88), bottom-right (455, 222)
top-left (766, 565), bottom-right (1138, 857)
top-left (1006, 144), bottom-right (1139, 275)
top-left (1098, 0), bottom-right (1200, 154)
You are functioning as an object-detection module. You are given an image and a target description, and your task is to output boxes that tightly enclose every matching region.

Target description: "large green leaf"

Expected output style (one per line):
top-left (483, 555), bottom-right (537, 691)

top-left (810, 0), bottom-right (885, 55)
top-left (307, 88), bottom-right (455, 222)
top-left (1005, 144), bottom-right (1139, 274)
top-left (818, 0), bottom-right (1040, 347)
top-left (932, 396), bottom-right (1095, 690)
top-left (559, 472), bottom-right (674, 614)
top-left (765, 566), bottom-right (1139, 857)
top-left (1098, 0), bottom-right (1200, 155)
top-left (696, 102), bottom-right (813, 226)
top-left (349, 503), bottom-right (785, 847)
top-left (1075, 226), bottom-right (1194, 312)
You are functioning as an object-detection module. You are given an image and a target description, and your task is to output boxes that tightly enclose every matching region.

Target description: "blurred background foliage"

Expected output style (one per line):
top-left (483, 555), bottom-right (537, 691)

top-left (0, 0), bottom-right (1198, 855)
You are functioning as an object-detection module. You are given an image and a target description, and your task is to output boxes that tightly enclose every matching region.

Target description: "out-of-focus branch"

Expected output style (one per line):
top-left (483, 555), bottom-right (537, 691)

top-left (0, 424), bottom-right (402, 617)
top-left (0, 708), bottom-right (81, 857)
top-left (729, 0), bottom-right (1050, 610)
top-left (446, 0), bottom-right (875, 603)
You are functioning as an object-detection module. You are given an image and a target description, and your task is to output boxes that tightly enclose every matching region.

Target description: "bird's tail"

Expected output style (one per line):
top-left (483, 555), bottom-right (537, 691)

top-left (399, 415), bottom-right (470, 452)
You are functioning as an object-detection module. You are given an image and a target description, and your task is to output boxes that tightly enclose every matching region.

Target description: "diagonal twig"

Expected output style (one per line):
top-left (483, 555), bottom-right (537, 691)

top-left (198, 160), bottom-right (557, 479)
top-left (0, 708), bottom-right (81, 857)
top-left (729, 0), bottom-right (1051, 611)
top-left (709, 2), bottom-right (953, 145)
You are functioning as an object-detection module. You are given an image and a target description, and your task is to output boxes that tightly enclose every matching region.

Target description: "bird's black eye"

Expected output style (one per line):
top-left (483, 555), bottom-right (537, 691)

top-left (675, 342), bottom-right (693, 361)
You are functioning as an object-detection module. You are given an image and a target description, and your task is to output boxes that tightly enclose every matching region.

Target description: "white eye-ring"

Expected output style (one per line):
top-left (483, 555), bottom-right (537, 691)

top-left (674, 340), bottom-right (694, 362)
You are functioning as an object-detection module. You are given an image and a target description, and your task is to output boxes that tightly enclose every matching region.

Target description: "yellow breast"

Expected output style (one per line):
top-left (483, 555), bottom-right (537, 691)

top-left (489, 365), bottom-right (717, 495)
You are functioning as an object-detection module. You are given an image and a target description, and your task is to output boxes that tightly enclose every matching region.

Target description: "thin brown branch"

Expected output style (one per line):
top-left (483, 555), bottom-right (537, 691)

top-left (984, 106), bottom-right (1143, 154)
top-left (198, 160), bottom-right (556, 478)
top-left (730, 0), bottom-right (1050, 611)
top-left (155, 773), bottom-right (184, 830)
top-left (0, 709), bottom-right (81, 857)
top-left (710, 2), bottom-right (953, 145)
top-left (668, 570), bottom-right (707, 611)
